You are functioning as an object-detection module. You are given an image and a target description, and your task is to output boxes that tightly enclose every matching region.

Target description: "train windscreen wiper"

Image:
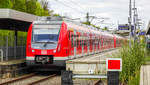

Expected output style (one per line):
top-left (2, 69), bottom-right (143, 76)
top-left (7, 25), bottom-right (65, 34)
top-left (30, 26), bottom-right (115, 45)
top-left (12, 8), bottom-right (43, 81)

top-left (43, 41), bottom-right (55, 47)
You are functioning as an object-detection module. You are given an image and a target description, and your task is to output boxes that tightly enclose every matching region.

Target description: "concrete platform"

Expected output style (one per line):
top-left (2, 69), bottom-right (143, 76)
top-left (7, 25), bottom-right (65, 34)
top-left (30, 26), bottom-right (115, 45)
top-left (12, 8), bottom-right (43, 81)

top-left (0, 59), bottom-right (26, 78)
top-left (66, 49), bottom-right (120, 76)
top-left (140, 65), bottom-right (150, 85)
top-left (0, 59), bottom-right (25, 65)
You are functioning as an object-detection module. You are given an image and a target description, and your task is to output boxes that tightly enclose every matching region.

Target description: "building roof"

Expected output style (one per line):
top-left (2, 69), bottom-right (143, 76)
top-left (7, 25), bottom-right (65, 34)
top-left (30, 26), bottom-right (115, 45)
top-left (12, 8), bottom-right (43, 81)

top-left (0, 9), bottom-right (38, 31)
top-left (146, 21), bottom-right (150, 35)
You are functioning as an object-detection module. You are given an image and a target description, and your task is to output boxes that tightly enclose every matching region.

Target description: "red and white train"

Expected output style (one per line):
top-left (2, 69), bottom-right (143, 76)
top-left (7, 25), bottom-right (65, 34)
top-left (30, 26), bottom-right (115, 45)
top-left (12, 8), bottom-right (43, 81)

top-left (26, 16), bottom-right (125, 67)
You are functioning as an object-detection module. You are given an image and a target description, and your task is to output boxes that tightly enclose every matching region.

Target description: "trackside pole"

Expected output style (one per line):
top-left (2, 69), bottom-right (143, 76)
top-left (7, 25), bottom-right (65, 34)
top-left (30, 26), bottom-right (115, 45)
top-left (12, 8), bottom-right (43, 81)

top-left (61, 70), bottom-right (73, 85)
top-left (106, 58), bottom-right (122, 85)
top-left (107, 71), bottom-right (119, 85)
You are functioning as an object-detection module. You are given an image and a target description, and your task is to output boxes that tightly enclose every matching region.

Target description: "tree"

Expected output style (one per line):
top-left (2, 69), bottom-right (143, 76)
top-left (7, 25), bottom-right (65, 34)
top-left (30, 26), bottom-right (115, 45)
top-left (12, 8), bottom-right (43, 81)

top-left (82, 22), bottom-right (90, 25)
top-left (53, 13), bottom-right (60, 16)
top-left (26, 0), bottom-right (37, 14)
top-left (0, 0), bottom-right (55, 16)
top-left (35, 2), bottom-right (44, 16)
top-left (0, 0), bottom-right (13, 8)
top-left (12, 0), bottom-right (26, 12)
top-left (102, 26), bottom-right (109, 31)
top-left (40, 0), bottom-right (50, 16)
top-left (82, 22), bottom-right (101, 30)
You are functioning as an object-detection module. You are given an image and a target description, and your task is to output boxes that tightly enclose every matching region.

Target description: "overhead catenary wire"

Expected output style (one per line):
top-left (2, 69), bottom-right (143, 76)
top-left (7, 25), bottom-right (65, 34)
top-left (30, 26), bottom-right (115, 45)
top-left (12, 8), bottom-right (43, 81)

top-left (69, 0), bottom-right (86, 11)
top-left (53, 0), bottom-right (111, 28)
top-left (55, 0), bottom-right (86, 14)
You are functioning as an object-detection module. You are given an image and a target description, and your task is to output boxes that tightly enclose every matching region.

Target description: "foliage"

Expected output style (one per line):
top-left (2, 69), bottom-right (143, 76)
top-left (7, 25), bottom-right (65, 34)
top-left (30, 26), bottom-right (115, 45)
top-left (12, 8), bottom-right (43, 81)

top-left (26, 0), bottom-right (37, 15)
top-left (53, 13), bottom-right (61, 16)
top-left (0, 0), bottom-right (54, 16)
top-left (35, 2), bottom-right (45, 16)
top-left (128, 70), bottom-right (140, 85)
top-left (12, 0), bottom-right (27, 12)
top-left (120, 42), bottom-right (146, 84)
top-left (82, 22), bottom-right (90, 25)
top-left (0, 30), bottom-right (27, 46)
top-left (82, 22), bottom-right (101, 30)
top-left (102, 26), bottom-right (108, 31)
top-left (0, 0), bottom-right (13, 8)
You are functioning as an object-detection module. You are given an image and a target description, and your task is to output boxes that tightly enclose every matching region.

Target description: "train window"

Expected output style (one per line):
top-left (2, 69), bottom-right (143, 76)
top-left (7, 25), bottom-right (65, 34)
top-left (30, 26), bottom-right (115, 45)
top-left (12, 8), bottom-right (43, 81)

top-left (71, 34), bottom-right (74, 47)
top-left (84, 40), bottom-right (86, 46)
top-left (80, 38), bottom-right (82, 46)
top-left (103, 38), bottom-right (105, 46)
top-left (92, 39), bottom-right (94, 45)
top-left (82, 40), bottom-right (84, 46)
top-left (69, 31), bottom-right (71, 40)
top-left (74, 40), bottom-right (76, 47)
top-left (79, 39), bottom-right (80, 47)
top-left (99, 38), bottom-right (101, 46)
top-left (77, 35), bottom-right (80, 47)
top-left (77, 39), bottom-right (79, 47)
top-left (74, 35), bottom-right (77, 47)
top-left (87, 39), bottom-right (89, 46)
top-left (97, 39), bottom-right (99, 45)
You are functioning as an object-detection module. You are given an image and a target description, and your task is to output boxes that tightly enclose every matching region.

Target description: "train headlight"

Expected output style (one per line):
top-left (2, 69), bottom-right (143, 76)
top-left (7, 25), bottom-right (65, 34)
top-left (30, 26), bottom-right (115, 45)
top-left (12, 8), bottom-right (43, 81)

top-left (32, 49), bottom-right (35, 52)
top-left (53, 50), bottom-right (56, 53)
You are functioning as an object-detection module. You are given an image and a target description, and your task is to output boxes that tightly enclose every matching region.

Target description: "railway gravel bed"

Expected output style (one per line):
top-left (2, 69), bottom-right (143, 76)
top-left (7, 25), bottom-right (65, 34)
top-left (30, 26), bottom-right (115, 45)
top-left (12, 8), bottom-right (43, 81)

top-left (73, 79), bottom-right (106, 85)
top-left (0, 73), bottom-right (35, 83)
top-left (0, 73), bottom-right (107, 85)
top-left (0, 72), bottom-right (58, 85)
top-left (35, 78), bottom-right (106, 85)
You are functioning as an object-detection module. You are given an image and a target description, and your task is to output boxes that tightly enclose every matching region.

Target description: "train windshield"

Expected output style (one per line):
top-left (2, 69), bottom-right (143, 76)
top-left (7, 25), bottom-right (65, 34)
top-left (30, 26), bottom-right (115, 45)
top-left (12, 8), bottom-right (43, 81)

top-left (32, 25), bottom-right (60, 43)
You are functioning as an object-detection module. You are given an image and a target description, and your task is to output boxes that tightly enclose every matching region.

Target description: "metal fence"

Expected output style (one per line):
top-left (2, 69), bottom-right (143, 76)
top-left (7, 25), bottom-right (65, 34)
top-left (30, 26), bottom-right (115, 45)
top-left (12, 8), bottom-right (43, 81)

top-left (0, 35), bottom-right (26, 62)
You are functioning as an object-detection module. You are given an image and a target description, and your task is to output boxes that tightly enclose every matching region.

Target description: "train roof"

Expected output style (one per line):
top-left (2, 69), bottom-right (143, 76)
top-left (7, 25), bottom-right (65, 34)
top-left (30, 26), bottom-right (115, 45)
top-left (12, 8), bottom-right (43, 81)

top-left (34, 16), bottom-right (118, 37)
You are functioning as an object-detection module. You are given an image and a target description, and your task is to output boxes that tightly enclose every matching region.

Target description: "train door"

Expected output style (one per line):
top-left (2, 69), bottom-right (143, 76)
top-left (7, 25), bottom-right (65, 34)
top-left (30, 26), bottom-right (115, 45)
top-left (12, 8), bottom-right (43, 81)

top-left (89, 33), bottom-right (93, 54)
top-left (96, 35), bottom-right (98, 53)
top-left (78, 32), bottom-right (82, 57)
top-left (74, 31), bottom-right (77, 58)
top-left (97, 35), bottom-right (99, 52)
top-left (84, 33), bottom-right (88, 55)
top-left (99, 35), bottom-right (101, 52)
top-left (92, 35), bottom-right (95, 54)
top-left (69, 31), bottom-right (74, 59)
top-left (81, 33), bottom-right (84, 56)
top-left (114, 36), bottom-right (116, 48)
top-left (76, 32), bottom-right (81, 57)
top-left (101, 37), bottom-right (103, 51)
top-left (87, 33), bottom-right (90, 55)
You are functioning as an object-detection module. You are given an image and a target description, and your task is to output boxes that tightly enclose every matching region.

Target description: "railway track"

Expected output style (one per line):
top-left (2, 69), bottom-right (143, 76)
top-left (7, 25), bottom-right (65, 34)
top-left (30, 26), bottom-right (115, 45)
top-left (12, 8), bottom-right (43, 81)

top-left (93, 79), bottom-right (104, 85)
top-left (28, 74), bottom-right (57, 85)
top-left (0, 73), bottom-right (57, 85)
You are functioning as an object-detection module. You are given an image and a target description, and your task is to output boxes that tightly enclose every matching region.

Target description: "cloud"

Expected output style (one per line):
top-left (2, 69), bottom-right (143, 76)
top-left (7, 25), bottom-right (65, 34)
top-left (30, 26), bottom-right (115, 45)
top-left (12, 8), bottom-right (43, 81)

top-left (48, 0), bottom-right (149, 29)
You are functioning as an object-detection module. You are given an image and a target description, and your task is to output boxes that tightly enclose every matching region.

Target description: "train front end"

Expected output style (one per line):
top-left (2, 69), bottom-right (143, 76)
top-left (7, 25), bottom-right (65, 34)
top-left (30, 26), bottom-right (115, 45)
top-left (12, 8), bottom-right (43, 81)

top-left (26, 17), bottom-right (67, 68)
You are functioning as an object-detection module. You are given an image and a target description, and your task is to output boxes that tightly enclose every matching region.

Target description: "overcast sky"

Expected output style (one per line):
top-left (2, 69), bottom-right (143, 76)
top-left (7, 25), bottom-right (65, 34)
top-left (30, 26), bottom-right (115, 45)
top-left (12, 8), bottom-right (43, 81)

top-left (48, 0), bottom-right (149, 30)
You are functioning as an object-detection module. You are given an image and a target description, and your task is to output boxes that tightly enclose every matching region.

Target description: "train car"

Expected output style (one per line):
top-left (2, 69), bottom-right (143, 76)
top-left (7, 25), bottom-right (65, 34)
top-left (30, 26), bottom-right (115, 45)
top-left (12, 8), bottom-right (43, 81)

top-left (26, 16), bottom-right (124, 70)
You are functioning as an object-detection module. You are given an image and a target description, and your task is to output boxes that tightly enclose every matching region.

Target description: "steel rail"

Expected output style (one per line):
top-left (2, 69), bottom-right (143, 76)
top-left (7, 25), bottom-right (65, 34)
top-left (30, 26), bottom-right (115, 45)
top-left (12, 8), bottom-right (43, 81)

top-left (28, 74), bottom-right (57, 85)
top-left (0, 73), bottom-right (37, 85)
top-left (93, 79), bottom-right (102, 85)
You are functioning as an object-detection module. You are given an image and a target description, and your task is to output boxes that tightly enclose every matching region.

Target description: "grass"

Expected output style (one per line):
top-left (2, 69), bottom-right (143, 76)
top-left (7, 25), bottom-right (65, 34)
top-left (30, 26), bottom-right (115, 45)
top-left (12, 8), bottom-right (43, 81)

top-left (128, 70), bottom-right (140, 85)
top-left (119, 42), bottom-right (146, 85)
top-left (145, 56), bottom-right (150, 61)
top-left (144, 49), bottom-right (150, 64)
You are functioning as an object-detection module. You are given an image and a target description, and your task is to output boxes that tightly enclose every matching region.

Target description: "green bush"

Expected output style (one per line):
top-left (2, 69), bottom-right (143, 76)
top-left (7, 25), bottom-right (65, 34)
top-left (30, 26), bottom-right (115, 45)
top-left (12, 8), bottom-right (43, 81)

top-left (120, 42), bottom-right (146, 84)
top-left (0, 30), bottom-right (27, 46)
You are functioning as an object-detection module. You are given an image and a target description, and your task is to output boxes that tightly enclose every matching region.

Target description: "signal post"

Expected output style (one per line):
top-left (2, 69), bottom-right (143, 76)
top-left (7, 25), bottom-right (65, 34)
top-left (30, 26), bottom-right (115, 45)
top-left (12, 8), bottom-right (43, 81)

top-left (107, 58), bottom-right (122, 85)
